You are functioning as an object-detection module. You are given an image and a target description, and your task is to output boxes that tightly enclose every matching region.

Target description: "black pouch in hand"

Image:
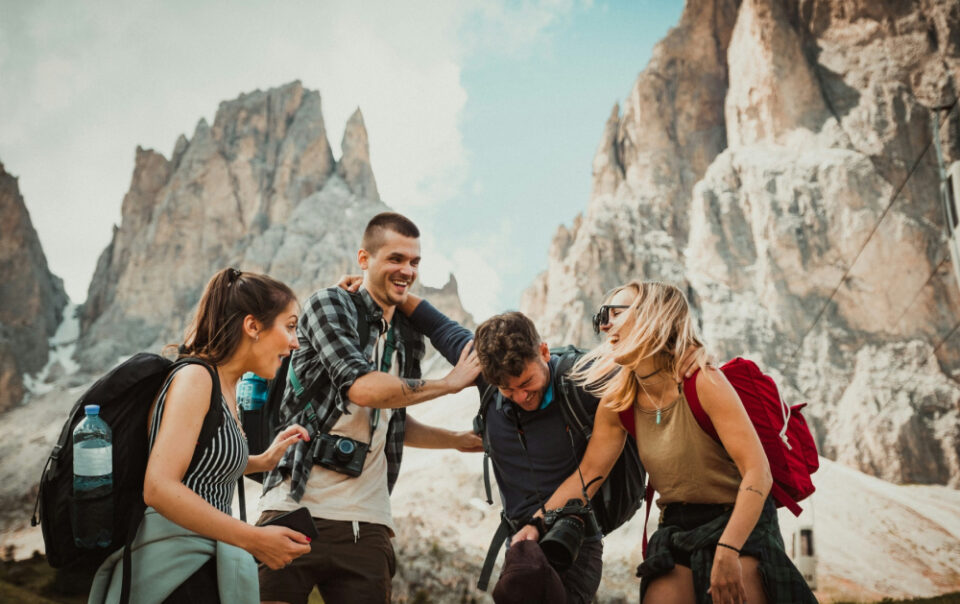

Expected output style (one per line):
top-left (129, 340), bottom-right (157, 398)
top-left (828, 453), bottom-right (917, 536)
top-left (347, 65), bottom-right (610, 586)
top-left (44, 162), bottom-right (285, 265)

top-left (261, 507), bottom-right (319, 541)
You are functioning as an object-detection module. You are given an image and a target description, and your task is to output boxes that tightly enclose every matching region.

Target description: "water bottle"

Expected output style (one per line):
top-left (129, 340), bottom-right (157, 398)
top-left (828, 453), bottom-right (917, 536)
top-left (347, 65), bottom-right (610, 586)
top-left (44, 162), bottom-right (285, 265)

top-left (72, 404), bottom-right (113, 549)
top-left (237, 372), bottom-right (269, 412)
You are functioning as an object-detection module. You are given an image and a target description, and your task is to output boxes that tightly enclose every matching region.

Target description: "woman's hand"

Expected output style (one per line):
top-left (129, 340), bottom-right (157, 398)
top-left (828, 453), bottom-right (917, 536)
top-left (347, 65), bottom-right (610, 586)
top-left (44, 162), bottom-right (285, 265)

top-left (708, 545), bottom-right (746, 604)
top-left (248, 425), bottom-right (309, 474)
top-left (246, 525), bottom-right (313, 570)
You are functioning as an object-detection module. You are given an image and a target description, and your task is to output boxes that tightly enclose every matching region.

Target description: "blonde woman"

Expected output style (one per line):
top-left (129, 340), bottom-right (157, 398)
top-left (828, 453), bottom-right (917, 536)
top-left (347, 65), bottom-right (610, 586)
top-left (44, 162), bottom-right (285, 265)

top-left (543, 281), bottom-right (815, 604)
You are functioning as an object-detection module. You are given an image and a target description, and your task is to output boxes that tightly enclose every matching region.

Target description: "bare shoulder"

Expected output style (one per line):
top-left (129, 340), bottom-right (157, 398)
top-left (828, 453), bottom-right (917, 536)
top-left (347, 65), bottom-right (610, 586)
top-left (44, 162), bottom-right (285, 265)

top-left (165, 363), bottom-right (215, 410)
top-left (596, 399), bottom-right (627, 431)
top-left (694, 365), bottom-right (740, 414)
top-left (694, 365), bottom-right (729, 390)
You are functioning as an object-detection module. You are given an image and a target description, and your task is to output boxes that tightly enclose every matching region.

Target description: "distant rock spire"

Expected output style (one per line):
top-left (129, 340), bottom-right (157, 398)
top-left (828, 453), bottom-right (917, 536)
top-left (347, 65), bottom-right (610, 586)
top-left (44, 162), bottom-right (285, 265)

top-left (0, 160), bottom-right (68, 412)
top-left (75, 83), bottom-right (478, 373)
top-left (592, 104), bottom-right (624, 196)
top-left (337, 108), bottom-right (380, 201)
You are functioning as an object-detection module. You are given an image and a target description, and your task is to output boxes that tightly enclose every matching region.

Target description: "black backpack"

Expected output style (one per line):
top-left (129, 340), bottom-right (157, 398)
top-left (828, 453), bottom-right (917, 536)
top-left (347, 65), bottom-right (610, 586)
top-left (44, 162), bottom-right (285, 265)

top-left (550, 345), bottom-right (646, 535)
top-left (31, 354), bottom-right (224, 601)
top-left (474, 345), bottom-right (646, 590)
top-left (242, 290), bottom-right (375, 483)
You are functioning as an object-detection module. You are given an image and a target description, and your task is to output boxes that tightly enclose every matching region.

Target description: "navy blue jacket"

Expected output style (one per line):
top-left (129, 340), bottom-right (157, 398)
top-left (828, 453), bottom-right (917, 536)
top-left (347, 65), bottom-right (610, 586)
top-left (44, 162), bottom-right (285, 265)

top-left (408, 300), bottom-right (599, 522)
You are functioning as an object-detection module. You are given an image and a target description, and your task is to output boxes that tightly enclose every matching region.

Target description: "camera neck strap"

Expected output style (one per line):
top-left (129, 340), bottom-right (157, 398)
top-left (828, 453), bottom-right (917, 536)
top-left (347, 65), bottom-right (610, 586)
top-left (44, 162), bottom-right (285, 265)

top-left (368, 322), bottom-right (397, 434)
top-left (563, 423), bottom-right (601, 506)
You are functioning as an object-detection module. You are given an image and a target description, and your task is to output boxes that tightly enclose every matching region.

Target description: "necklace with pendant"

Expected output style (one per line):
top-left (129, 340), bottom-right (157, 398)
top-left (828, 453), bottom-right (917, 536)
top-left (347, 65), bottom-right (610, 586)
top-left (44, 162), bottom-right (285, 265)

top-left (636, 379), bottom-right (666, 426)
top-left (636, 368), bottom-right (667, 425)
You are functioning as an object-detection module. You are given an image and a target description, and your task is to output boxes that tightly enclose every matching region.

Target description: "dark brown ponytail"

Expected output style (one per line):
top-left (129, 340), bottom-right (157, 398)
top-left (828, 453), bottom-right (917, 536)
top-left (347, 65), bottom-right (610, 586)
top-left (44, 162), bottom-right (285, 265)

top-left (175, 268), bottom-right (297, 365)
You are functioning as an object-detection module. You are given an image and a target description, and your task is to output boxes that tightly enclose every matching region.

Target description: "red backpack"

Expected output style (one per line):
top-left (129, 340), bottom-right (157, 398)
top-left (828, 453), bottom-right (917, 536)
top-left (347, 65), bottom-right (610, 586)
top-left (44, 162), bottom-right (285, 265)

top-left (619, 358), bottom-right (819, 551)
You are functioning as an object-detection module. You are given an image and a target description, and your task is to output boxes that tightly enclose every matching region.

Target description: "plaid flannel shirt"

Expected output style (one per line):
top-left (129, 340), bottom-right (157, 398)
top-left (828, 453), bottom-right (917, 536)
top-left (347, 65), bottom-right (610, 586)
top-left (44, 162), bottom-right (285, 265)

top-left (638, 499), bottom-right (817, 603)
top-left (261, 287), bottom-right (424, 502)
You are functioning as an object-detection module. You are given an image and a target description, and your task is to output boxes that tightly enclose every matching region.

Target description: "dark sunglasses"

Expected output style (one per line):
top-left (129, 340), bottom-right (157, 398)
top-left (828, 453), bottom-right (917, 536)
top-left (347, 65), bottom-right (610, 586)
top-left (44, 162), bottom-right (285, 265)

top-left (592, 305), bottom-right (630, 334)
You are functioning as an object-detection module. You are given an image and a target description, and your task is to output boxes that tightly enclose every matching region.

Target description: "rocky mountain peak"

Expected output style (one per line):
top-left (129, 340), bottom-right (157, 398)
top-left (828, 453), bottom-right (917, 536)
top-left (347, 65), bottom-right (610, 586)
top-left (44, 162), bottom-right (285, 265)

top-left (337, 108), bottom-right (380, 201)
top-left (0, 161), bottom-right (68, 412)
top-left (523, 0), bottom-right (960, 489)
top-left (76, 83), bottom-right (464, 371)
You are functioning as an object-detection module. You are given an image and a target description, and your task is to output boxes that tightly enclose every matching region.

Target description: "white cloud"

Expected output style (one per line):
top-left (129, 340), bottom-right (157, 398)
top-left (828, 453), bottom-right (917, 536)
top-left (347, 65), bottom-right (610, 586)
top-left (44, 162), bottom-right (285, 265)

top-left (0, 0), bottom-right (583, 304)
top-left (450, 247), bottom-right (504, 321)
top-left (418, 230), bottom-right (502, 321)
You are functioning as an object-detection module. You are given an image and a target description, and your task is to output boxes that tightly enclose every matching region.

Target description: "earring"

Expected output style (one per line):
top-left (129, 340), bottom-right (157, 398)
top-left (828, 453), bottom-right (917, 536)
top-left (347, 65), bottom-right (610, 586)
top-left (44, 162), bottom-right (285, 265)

top-left (255, 334), bottom-right (260, 342)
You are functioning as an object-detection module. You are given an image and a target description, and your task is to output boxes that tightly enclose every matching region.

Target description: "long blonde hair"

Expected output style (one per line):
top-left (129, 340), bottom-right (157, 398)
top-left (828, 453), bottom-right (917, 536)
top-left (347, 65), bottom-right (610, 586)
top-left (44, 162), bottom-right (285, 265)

top-left (573, 281), bottom-right (708, 412)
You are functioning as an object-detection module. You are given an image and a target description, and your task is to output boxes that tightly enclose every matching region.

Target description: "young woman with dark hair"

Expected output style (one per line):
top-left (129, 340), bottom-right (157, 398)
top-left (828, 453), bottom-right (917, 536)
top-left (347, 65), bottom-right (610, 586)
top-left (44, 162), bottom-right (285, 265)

top-left (91, 268), bottom-right (312, 603)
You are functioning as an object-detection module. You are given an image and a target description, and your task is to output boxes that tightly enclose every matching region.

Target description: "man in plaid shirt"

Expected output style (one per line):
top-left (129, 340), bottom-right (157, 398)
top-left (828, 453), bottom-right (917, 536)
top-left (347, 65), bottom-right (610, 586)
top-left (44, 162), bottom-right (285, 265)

top-left (257, 212), bottom-right (482, 604)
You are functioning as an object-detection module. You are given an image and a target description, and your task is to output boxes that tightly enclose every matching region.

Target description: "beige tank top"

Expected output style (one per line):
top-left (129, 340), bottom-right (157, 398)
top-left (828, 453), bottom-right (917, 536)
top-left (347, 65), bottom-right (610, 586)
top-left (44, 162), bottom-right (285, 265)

top-left (633, 389), bottom-right (742, 506)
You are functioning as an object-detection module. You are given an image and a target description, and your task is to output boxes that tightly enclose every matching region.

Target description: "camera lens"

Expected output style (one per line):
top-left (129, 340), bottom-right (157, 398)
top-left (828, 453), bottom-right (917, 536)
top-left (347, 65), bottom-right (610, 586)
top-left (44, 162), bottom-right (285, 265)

top-left (539, 515), bottom-right (585, 573)
top-left (335, 438), bottom-right (356, 461)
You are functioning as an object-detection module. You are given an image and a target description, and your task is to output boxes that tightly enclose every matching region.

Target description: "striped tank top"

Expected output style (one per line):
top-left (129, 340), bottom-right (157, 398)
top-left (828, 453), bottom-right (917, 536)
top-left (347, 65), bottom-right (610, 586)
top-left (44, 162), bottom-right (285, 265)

top-left (148, 365), bottom-right (248, 514)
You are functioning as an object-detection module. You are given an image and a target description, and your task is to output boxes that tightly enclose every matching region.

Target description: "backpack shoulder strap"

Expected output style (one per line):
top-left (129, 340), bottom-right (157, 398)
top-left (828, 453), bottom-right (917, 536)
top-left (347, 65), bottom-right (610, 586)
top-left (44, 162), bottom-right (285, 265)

top-left (475, 384), bottom-right (499, 505)
top-left (552, 348), bottom-right (592, 436)
top-left (170, 358), bottom-right (224, 470)
top-left (348, 290), bottom-right (372, 347)
top-left (682, 368), bottom-right (719, 441)
top-left (256, 354), bottom-right (291, 456)
top-left (477, 514), bottom-right (513, 591)
top-left (641, 484), bottom-right (655, 558)
top-left (473, 389), bottom-right (517, 592)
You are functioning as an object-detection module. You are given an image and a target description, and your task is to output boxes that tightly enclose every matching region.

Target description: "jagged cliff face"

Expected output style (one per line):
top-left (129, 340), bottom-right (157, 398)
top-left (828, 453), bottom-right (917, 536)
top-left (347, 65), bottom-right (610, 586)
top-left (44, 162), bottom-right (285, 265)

top-left (0, 162), bottom-right (68, 412)
top-left (78, 81), bottom-right (470, 371)
top-left (523, 0), bottom-right (960, 487)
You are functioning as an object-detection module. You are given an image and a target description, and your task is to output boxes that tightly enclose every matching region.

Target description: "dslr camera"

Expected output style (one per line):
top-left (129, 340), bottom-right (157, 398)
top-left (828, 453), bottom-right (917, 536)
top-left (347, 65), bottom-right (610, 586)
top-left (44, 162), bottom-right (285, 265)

top-left (314, 433), bottom-right (369, 477)
top-left (539, 499), bottom-right (601, 572)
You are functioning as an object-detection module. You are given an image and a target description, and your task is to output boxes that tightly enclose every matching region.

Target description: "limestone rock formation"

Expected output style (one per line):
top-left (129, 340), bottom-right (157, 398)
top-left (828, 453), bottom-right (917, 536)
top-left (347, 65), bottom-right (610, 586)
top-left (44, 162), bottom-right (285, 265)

top-left (0, 162), bottom-right (68, 412)
top-left (522, 0), bottom-right (960, 487)
top-left (418, 274), bottom-right (474, 329)
top-left (337, 108), bottom-right (380, 201)
top-left (78, 82), bottom-right (468, 371)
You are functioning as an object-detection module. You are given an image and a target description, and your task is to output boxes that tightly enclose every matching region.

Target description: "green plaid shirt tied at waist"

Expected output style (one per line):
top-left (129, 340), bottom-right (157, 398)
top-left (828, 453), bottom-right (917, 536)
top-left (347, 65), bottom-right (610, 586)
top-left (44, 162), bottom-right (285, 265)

top-left (261, 287), bottom-right (424, 502)
top-left (639, 498), bottom-right (817, 603)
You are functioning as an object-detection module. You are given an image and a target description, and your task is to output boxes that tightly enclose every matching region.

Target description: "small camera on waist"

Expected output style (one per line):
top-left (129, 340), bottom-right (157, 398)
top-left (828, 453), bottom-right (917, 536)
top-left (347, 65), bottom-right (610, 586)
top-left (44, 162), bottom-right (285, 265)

top-left (538, 498), bottom-right (601, 573)
top-left (314, 433), bottom-right (369, 477)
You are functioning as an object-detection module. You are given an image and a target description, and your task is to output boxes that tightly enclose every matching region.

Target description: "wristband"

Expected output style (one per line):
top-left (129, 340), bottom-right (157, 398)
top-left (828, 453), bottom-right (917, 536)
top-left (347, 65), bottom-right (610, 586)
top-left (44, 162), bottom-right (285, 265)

top-left (716, 542), bottom-right (741, 554)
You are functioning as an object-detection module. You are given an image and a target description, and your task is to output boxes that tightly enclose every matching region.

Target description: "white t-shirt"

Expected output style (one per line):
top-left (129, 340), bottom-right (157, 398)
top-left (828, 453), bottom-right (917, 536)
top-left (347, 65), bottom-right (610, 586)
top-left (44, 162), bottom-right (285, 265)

top-left (258, 328), bottom-right (399, 533)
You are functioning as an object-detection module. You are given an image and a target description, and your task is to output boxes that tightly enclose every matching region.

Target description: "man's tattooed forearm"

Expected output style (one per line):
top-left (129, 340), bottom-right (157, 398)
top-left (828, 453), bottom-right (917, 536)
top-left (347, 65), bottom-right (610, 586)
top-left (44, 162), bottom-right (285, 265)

top-left (741, 485), bottom-right (765, 498)
top-left (402, 379), bottom-right (426, 395)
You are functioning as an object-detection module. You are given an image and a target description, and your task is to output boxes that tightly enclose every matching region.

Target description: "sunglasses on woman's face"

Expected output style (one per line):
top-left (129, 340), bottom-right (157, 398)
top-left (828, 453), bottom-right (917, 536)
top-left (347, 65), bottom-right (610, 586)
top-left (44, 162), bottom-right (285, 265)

top-left (592, 305), bottom-right (630, 334)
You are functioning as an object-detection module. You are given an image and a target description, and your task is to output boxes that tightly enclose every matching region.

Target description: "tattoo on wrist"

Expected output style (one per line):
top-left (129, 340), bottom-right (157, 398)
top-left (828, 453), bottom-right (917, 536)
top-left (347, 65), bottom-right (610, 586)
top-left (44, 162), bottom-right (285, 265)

top-left (741, 485), bottom-right (765, 498)
top-left (401, 379), bottom-right (426, 395)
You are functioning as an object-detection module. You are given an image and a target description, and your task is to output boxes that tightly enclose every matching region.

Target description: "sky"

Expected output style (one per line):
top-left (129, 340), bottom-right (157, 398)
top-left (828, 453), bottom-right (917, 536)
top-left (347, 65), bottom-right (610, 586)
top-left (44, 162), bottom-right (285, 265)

top-left (0, 0), bottom-right (685, 320)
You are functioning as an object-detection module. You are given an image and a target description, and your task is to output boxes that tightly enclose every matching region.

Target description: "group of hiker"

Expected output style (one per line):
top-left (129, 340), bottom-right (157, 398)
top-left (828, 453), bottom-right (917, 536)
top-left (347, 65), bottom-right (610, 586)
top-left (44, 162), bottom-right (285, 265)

top-left (80, 211), bottom-right (818, 603)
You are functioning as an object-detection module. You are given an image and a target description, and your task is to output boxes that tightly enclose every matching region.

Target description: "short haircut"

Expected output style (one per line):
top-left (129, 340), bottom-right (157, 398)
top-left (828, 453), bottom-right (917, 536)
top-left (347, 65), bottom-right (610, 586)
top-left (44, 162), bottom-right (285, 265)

top-left (474, 311), bottom-right (542, 386)
top-left (362, 212), bottom-right (420, 253)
